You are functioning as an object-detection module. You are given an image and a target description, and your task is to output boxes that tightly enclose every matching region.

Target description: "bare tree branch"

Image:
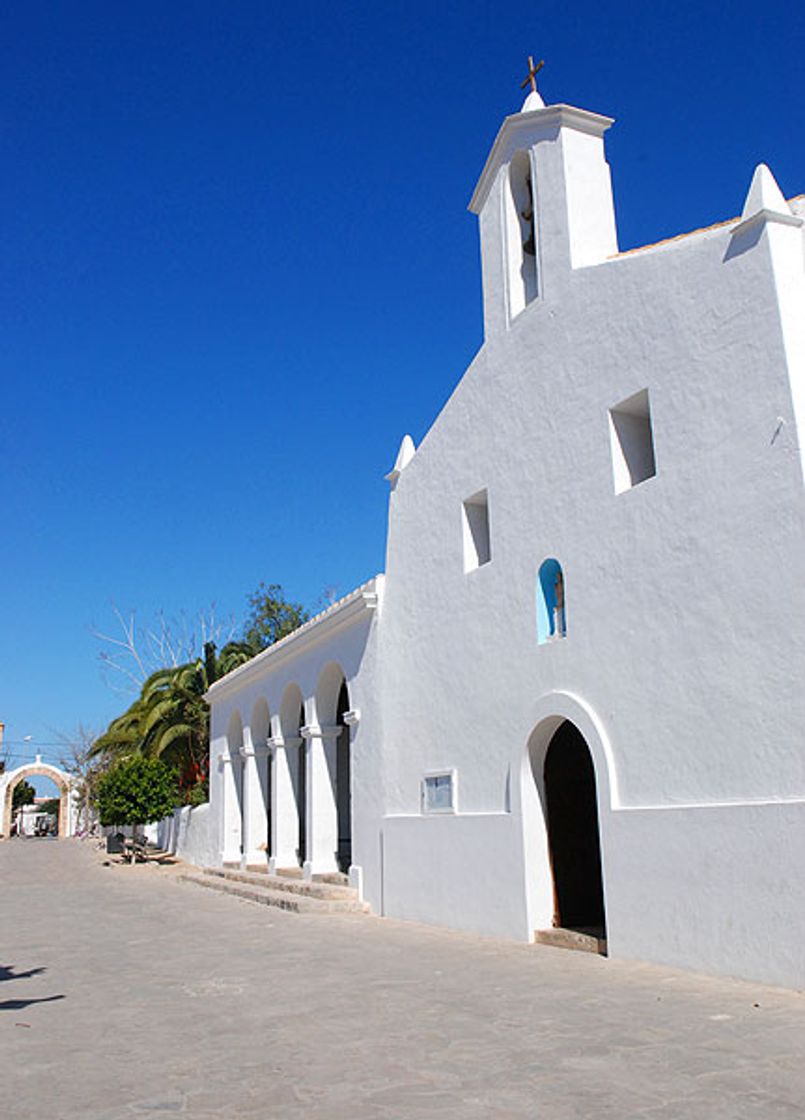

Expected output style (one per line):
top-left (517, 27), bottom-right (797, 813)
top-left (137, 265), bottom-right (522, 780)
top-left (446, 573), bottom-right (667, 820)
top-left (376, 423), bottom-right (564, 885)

top-left (91, 603), bottom-right (238, 694)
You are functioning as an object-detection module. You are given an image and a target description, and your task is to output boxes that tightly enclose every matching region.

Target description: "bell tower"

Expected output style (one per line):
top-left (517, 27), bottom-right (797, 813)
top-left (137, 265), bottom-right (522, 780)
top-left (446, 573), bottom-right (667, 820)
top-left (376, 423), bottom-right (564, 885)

top-left (469, 61), bottom-right (618, 338)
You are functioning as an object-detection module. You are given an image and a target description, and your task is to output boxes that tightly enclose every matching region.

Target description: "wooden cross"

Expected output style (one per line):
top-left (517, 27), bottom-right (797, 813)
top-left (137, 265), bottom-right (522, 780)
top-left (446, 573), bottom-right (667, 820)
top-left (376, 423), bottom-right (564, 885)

top-left (520, 55), bottom-right (544, 93)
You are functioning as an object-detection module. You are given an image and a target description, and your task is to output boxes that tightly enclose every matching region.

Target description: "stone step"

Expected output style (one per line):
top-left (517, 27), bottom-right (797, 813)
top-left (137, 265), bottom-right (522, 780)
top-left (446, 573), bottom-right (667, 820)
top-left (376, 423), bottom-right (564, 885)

top-left (180, 872), bottom-right (369, 914)
top-left (242, 865), bottom-right (348, 886)
top-left (203, 866), bottom-right (357, 901)
top-left (313, 871), bottom-right (349, 886)
top-left (535, 927), bottom-right (607, 955)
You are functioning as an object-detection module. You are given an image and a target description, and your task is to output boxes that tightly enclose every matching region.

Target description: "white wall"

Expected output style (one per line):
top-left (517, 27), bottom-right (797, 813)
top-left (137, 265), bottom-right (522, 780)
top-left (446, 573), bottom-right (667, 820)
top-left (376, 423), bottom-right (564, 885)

top-left (381, 813), bottom-right (527, 938)
top-left (375, 109), bottom-right (805, 987)
top-left (605, 801), bottom-right (805, 989)
top-left (151, 803), bottom-right (217, 868)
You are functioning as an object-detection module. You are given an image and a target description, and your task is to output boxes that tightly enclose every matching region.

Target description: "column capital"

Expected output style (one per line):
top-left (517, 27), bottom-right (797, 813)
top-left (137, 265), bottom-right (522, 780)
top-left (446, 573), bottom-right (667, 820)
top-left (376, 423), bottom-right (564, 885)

top-left (300, 724), bottom-right (340, 741)
top-left (218, 751), bottom-right (233, 767)
top-left (239, 745), bottom-right (255, 759)
top-left (343, 709), bottom-right (361, 727)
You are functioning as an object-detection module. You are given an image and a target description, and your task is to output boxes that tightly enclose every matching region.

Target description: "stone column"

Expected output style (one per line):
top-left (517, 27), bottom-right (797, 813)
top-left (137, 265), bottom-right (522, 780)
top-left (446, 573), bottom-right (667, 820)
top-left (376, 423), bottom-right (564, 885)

top-left (240, 737), bottom-right (268, 869)
top-left (301, 724), bottom-right (340, 879)
top-left (342, 708), bottom-right (362, 894)
top-left (220, 751), bottom-right (242, 865)
top-left (269, 735), bottom-right (300, 871)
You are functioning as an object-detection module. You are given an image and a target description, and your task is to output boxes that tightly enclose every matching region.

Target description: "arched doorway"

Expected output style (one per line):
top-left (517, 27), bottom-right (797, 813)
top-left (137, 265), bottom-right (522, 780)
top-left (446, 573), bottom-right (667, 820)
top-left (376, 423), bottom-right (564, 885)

top-left (543, 721), bottom-right (606, 941)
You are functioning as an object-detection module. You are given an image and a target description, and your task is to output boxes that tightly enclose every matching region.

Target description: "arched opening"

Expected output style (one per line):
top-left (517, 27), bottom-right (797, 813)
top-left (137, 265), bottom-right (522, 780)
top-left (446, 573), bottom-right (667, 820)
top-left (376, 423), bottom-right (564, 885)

top-left (224, 712), bottom-right (244, 863)
top-left (279, 685), bottom-right (306, 869)
top-left (336, 681), bottom-right (351, 873)
top-left (506, 149), bottom-right (538, 318)
top-left (295, 700), bottom-right (306, 866)
top-left (2, 763), bottom-right (72, 840)
top-left (26, 775), bottom-right (61, 837)
top-left (251, 698), bottom-right (271, 860)
top-left (537, 558), bottom-right (566, 644)
top-left (315, 662), bottom-right (353, 875)
top-left (543, 721), bottom-right (606, 941)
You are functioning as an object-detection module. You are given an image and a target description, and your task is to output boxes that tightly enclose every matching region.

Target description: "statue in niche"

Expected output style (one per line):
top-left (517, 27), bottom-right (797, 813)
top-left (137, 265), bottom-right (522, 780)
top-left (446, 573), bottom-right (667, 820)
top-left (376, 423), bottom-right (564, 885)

top-left (553, 569), bottom-right (566, 638)
top-left (521, 176), bottom-right (536, 257)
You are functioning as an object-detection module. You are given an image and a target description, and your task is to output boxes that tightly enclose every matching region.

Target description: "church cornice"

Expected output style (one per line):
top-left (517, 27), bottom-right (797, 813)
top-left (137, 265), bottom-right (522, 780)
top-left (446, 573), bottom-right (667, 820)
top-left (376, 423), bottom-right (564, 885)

top-left (468, 103), bottom-right (614, 215)
top-left (205, 575), bottom-right (383, 703)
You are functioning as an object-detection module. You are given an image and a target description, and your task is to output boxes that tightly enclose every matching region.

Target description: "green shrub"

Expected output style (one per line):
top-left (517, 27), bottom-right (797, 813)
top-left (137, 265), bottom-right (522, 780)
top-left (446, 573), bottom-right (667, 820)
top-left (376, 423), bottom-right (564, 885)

top-left (95, 757), bottom-right (179, 829)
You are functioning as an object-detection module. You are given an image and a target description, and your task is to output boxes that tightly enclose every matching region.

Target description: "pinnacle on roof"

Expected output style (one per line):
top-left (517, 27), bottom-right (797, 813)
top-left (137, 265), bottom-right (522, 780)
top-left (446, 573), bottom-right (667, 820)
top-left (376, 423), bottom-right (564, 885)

top-left (741, 163), bottom-right (793, 221)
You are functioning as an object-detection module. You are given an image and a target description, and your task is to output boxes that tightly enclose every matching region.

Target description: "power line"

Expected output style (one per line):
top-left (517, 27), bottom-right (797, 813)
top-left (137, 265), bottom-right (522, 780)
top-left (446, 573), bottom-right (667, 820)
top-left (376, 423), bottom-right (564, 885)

top-left (1, 740), bottom-right (73, 748)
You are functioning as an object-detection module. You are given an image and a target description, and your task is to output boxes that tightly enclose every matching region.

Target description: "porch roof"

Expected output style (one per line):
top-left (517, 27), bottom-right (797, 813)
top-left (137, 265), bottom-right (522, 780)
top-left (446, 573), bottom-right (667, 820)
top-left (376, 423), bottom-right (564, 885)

top-left (204, 575), bottom-right (383, 703)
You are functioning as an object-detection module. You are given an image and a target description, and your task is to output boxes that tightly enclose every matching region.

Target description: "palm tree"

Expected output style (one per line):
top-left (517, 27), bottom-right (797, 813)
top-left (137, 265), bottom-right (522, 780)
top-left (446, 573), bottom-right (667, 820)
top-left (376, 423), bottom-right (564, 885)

top-left (91, 640), bottom-right (257, 800)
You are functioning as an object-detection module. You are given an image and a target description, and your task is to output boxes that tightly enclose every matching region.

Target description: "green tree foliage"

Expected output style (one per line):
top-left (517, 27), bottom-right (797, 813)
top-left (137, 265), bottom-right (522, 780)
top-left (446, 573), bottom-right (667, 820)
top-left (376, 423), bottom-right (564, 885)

top-left (243, 582), bottom-right (309, 652)
top-left (91, 584), bottom-right (308, 806)
top-left (40, 798), bottom-right (61, 816)
top-left (12, 780), bottom-right (36, 811)
top-left (95, 757), bottom-right (178, 830)
top-left (90, 640), bottom-right (255, 800)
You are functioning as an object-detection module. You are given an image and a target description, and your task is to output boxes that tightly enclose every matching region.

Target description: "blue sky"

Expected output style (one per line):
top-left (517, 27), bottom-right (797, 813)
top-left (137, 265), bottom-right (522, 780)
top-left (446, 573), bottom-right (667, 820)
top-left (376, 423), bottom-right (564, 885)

top-left (1, 0), bottom-right (803, 769)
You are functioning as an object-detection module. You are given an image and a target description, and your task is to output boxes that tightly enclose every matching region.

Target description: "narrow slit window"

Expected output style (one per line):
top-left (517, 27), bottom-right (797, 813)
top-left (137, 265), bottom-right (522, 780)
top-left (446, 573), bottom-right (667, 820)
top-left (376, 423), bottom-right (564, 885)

top-left (462, 490), bottom-right (491, 571)
top-left (609, 389), bottom-right (656, 494)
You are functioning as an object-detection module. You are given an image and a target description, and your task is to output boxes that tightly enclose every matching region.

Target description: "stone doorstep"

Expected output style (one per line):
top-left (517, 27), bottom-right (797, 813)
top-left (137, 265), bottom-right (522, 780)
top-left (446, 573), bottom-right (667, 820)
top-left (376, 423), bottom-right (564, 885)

top-left (179, 873), bottom-right (370, 914)
top-left (535, 927), bottom-right (607, 955)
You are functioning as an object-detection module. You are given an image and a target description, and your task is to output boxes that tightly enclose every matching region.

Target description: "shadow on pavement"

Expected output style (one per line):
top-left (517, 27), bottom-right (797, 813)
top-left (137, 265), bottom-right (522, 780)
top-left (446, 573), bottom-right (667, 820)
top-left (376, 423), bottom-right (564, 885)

top-left (0, 965), bottom-right (46, 982)
top-left (0, 994), bottom-right (65, 1011)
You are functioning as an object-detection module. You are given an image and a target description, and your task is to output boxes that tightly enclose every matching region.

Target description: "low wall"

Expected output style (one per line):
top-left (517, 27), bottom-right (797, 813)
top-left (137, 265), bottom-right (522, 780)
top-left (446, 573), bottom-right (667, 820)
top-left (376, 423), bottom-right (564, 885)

top-left (606, 800), bottom-right (805, 989)
top-left (151, 803), bottom-right (215, 868)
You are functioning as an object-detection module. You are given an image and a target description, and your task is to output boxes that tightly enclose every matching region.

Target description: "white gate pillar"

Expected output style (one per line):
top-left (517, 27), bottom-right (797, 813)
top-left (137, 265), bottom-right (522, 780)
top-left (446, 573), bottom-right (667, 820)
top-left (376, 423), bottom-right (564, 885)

top-left (269, 735), bottom-right (300, 871)
top-left (301, 724), bottom-right (339, 879)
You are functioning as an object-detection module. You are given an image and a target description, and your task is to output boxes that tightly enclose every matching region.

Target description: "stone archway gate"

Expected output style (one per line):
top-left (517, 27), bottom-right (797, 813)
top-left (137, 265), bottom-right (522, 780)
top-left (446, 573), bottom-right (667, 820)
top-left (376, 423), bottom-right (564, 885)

top-left (0, 756), bottom-right (77, 839)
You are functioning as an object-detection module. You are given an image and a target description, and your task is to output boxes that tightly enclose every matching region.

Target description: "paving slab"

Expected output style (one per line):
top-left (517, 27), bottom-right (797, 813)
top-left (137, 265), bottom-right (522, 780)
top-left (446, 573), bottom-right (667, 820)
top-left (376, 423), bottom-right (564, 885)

top-left (1, 839), bottom-right (804, 1119)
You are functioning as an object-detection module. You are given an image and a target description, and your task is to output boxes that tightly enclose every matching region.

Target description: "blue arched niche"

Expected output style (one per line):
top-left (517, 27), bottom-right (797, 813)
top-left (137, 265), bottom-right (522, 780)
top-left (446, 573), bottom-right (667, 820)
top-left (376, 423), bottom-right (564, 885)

top-left (537, 559), bottom-right (566, 645)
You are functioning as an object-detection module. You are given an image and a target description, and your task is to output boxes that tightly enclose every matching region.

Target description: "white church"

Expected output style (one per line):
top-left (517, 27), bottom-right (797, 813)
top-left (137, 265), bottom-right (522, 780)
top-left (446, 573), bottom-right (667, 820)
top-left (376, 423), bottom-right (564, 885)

top-left (201, 74), bottom-right (805, 990)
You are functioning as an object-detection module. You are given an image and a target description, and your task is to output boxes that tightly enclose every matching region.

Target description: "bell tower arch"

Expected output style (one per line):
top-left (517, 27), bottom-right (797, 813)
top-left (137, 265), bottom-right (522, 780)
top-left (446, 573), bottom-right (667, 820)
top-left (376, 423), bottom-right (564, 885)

top-left (469, 64), bottom-right (618, 336)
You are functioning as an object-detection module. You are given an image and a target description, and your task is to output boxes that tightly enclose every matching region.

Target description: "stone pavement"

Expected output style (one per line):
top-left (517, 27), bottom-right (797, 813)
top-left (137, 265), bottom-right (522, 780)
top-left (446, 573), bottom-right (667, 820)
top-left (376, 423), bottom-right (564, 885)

top-left (1, 841), bottom-right (804, 1120)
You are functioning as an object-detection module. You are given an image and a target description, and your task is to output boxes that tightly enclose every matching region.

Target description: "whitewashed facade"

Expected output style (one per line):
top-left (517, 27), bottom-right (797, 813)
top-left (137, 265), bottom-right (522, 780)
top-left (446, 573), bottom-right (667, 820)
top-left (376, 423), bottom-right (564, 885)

top-left (206, 86), bottom-right (805, 989)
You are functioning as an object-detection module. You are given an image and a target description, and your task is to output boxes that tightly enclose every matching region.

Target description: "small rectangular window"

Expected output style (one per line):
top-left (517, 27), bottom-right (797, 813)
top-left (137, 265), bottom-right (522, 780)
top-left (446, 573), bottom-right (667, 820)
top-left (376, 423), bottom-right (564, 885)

top-left (609, 389), bottom-right (656, 494)
top-left (422, 771), bottom-right (457, 814)
top-left (462, 490), bottom-right (491, 571)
